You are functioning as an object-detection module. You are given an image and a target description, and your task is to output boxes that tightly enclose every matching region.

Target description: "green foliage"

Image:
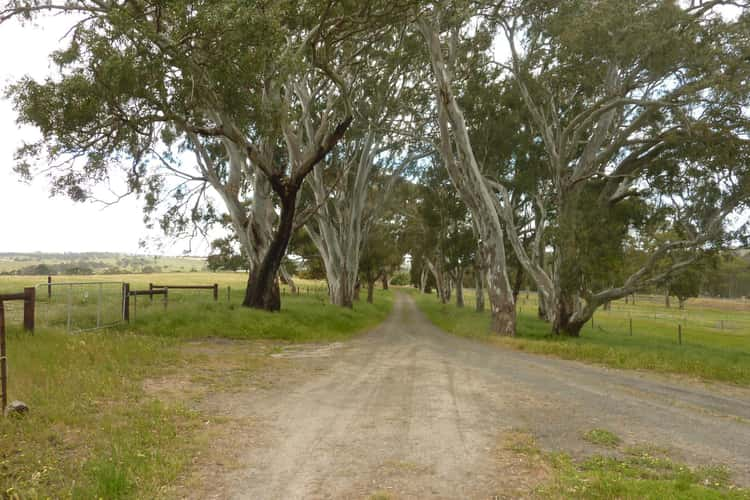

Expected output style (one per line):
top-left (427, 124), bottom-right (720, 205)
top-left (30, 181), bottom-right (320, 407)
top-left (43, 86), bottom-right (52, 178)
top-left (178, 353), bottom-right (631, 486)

top-left (554, 184), bottom-right (648, 294)
top-left (289, 228), bottom-right (327, 280)
top-left (669, 268), bottom-right (703, 306)
top-left (389, 272), bottom-right (411, 286)
top-left (505, 0), bottom-right (750, 324)
top-left (207, 238), bottom-right (247, 272)
top-left (360, 220), bottom-right (403, 284)
top-left (703, 252), bottom-right (750, 298)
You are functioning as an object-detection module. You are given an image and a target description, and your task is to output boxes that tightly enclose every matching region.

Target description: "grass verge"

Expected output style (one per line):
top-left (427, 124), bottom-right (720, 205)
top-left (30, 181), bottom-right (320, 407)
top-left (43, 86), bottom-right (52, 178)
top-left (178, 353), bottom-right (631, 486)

top-left (413, 291), bottom-right (750, 385)
top-left (121, 288), bottom-right (393, 342)
top-left (0, 329), bottom-right (199, 498)
top-left (1, 275), bottom-right (393, 498)
top-left (505, 430), bottom-right (749, 499)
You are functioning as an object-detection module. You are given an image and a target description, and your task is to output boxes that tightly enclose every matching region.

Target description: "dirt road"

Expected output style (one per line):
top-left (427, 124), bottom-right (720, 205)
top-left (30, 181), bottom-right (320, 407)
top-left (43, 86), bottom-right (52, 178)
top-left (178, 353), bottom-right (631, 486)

top-left (191, 293), bottom-right (750, 499)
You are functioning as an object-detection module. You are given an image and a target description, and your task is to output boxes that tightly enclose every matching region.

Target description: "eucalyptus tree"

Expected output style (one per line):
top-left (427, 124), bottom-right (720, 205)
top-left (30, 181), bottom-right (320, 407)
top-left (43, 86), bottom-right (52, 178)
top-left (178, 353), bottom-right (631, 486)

top-left (457, 53), bottom-right (550, 314)
top-left (495, 0), bottom-right (750, 334)
top-left (207, 237), bottom-right (247, 272)
top-left (303, 41), bottom-right (427, 307)
top-left (416, 5), bottom-right (518, 334)
top-left (667, 267), bottom-right (704, 310)
top-left (419, 162), bottom-right (476, 306)
top-left (2, 0), bottom-right (405, 311)
top-left (404, 161), bottom-right (453, 303)
top-left (358, 214), bottom-right (406, 303)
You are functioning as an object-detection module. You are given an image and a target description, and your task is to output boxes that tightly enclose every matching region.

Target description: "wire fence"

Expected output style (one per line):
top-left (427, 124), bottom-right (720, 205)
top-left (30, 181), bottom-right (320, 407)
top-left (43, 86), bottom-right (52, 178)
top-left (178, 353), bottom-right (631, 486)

top-left (35, 281), bottom-right (125, 332)
top-left (508, 290), bottom-right (750, 336)
top-left (0, 299), bottom-right (24, 329)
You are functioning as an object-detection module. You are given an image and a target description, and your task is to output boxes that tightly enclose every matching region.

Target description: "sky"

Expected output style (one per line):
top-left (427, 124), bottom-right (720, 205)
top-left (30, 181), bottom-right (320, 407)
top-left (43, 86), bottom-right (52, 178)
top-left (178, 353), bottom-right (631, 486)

top-left (0, 15), bottom-right (211, 255)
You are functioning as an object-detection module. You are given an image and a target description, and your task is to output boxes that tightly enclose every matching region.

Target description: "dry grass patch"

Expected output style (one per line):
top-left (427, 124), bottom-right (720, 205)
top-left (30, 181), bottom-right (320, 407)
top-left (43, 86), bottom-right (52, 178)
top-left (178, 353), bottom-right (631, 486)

top-left (491, 430), bottom-right (552, 499)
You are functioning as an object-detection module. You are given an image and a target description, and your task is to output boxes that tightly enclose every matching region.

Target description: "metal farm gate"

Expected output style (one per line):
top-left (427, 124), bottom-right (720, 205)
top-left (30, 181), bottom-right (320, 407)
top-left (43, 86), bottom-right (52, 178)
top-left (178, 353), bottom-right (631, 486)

top-left (36, 281), bottom-right (125, 332)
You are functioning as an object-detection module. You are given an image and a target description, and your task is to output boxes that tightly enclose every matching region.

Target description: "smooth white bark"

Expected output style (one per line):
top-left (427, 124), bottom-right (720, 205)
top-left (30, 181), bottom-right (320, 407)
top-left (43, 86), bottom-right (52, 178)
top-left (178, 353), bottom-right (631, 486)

top-left (419, 17), bottom-right (516, 334)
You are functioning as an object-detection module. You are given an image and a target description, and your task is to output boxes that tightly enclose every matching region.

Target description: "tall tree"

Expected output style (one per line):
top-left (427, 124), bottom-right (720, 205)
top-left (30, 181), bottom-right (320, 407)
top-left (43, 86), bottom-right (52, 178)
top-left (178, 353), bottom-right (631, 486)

top-left (3, 0), bottom-right (414, 311)
top-left (417, 6), bottom-right (517, 334)
top-left (496, 0), bottom-right (750, 334)
top-left (359, 217), bottom-right (405, 304)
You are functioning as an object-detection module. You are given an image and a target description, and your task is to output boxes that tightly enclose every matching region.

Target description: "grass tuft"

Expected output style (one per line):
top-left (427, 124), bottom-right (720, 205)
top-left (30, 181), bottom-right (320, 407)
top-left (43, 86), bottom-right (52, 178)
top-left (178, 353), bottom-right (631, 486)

top-left (582, 428), bottom-right (621, 448)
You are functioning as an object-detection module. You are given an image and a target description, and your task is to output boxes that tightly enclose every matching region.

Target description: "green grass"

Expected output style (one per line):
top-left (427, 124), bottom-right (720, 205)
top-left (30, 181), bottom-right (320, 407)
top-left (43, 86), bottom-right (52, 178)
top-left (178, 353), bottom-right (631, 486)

top-left (505, 431), bottom-right (749, 499)
top-left (0, 273), bottom-right (390, 341)
top-left (541, 449), bottom-right (749, 499)
top-left (122, 285), bottom-right (392, 342)
top-left (0, 328), bottom-right (199, 498)
top-left (0, 273), bottom-right (393, 497)
top-left (413, 289), bottom-right (750, 385)
top-left (582, 428), bottom-right (622, 448)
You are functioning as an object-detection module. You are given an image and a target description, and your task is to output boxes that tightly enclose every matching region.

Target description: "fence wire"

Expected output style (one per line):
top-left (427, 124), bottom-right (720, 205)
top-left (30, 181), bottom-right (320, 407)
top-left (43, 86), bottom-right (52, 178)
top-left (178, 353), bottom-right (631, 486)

top-left (36, 282), bottom-right (124, 332)
top-left (0, 300), bottom-right (24, 331)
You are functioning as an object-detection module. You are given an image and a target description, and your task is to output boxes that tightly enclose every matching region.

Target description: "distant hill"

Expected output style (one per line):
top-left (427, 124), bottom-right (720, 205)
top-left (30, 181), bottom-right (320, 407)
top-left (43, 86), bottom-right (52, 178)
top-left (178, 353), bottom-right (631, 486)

top-left (0, 252), bottom-right (207, 275)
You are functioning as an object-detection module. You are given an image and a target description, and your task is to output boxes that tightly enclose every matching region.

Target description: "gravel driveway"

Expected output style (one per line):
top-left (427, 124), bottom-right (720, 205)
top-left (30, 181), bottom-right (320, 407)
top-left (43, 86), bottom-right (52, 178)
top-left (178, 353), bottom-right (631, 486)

top-left (190, 292), bottom-right (750, 499)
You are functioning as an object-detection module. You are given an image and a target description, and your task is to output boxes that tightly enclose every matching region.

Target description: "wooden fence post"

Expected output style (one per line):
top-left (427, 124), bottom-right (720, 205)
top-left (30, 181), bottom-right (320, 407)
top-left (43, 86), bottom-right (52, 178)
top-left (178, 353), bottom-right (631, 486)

top-left (122, 283), bottom-right (130, 322)
top-left (213, 284), bottom-right (219, 301)
top-left (23, 287), bottom-right (35, 334)
top-left (149, 283), bottom-right (154, 302)
top-left (47, 275), bottom-right (52, 299)
top-left (1, 301), bottom-right (6, 414)
top-left (227, 286), bottom-right (231, 302)
top-left (164, 287), bottom-right (169, 311)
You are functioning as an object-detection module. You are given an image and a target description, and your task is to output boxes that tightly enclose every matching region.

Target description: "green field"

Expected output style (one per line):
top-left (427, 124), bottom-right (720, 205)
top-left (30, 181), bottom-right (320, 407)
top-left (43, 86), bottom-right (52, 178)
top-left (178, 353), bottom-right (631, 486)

top-left (414, 288), bottom-right (750, 385)
top-left (0, 272), bottom-right (392, 498)
top-left (0, 253), bottom-right (207, 274)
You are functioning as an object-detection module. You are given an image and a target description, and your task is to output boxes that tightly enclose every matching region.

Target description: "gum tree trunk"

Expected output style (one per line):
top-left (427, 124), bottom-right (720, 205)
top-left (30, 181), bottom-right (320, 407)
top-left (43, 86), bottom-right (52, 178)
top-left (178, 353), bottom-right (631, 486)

top-left (511, 267), bottom-right (524, 303)
top-left (328, 273), bottom-right (355, 308)
top-left (305, 133), bottom-right (376, 308)
top-left (419, 18), bottom-right (516, 335)
top-left (243, 193), bottom-right (296, 310)
top-left (425, 257), bottom-right (448, 304)
top-left (538, 291), bottom-right (547, 319)
top-left (455, 266), bottom-right (464, 308)
top-left (475, 267), bottom-right (485, 312)
top-left (280, 265), bottom-right (297, 294)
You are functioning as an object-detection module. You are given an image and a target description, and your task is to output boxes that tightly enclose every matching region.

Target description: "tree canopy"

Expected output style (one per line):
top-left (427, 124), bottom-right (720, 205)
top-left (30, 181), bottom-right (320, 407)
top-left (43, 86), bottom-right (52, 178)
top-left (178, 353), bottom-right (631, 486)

top-left (4, 0), bottom-right (748, 331)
